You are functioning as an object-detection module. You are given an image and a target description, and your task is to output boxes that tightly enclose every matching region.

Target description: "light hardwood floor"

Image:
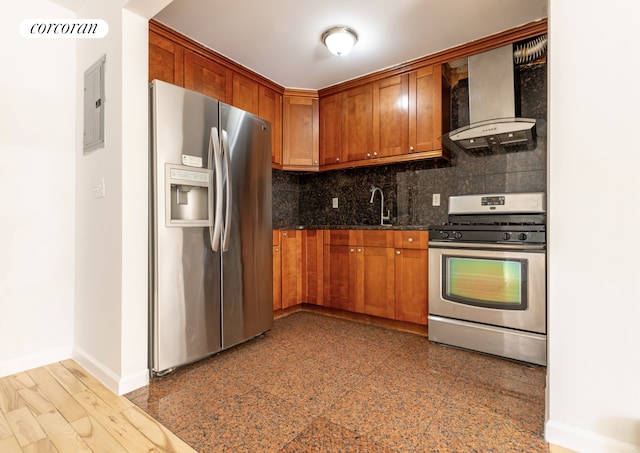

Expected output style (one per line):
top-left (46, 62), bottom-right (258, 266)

top-left (0, 359), bottom-right (195, 453)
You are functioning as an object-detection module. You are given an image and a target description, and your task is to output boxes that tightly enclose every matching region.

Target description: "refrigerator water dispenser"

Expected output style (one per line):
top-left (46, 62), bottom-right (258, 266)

top-left (164, 163), bottom-right (211, 227)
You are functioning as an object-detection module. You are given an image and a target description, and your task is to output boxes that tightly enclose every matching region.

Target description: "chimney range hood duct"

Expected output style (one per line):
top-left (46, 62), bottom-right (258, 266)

top-left (441, 44), bottom-right (537, 151)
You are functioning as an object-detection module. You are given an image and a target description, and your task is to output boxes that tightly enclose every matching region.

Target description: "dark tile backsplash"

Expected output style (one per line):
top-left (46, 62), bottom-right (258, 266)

top-left (273, 62), bottom-right (547, 229)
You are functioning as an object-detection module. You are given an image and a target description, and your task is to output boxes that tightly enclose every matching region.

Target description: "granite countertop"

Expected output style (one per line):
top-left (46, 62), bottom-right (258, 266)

top-left (275, 225), bottom-right (431, 231)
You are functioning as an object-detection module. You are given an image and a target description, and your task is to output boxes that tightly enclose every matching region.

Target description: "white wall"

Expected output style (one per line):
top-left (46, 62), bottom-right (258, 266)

top-left (0, 0), bottom-right (170, 393)
top-left (0, 1), bottom-right (76, 376)
top-left (546, 1), bottom-right (640, 452)
top-left (73, 0), bottom-right (126, 392)
top-left (73, 0), bottom-right (170, 394)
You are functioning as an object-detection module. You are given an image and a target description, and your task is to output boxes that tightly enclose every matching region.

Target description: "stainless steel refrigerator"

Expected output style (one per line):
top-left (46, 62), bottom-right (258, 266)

top-left (149, 80), bottom-right (273, 376)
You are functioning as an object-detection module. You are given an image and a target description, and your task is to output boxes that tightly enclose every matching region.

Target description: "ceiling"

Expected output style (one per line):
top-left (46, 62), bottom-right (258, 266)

top-left (153, 0), bottom-right (548, 91)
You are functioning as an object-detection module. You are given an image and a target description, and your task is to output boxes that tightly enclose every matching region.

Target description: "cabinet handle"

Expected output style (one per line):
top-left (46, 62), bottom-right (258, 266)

top-left (366, 153), bottom-right (371, 158)
top-left (275, 247), bottom-right (279, 252)
top-left (314, 160), bottom-right (318, 164)
top-left (283, 232), bottom-right (288, 237)
top-left (396, 250), bottom-right (401, 255)
top-left (336, 157), bottom-right (340, 162)
top-left (408, 237), bottom-right (414, 243)
top-left (357, 248), bottom-right (362, 252)
top-left (409, 146), bottom-right (415, 152)
top-left (373, 152), bottom-right (378, 157)
top-left (350, 248), bottom-right (354, 253)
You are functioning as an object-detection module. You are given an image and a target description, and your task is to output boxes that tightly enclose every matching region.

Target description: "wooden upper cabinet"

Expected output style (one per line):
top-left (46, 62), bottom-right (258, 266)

top-left (373, 74), bottom-right (409, 158)
top-left (184, 50), bottom-right (232, 102)
top-left (258, 86), bottom-right (282, 166)
top-left (282, 94), bottom-right (319, 169)
top-left (319, 93), bottom-right (343, 165)
top-left (232, 73), bottom-right (259, 115)
top-left (149, 30), bottom-right (184, 86)
top-left (341, 84), bottom-right (373, 162)
top-left (408, 65), bottom-right (444, 154)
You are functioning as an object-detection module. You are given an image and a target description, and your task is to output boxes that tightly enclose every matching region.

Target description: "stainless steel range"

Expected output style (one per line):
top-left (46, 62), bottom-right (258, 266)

top-left (428, 192), bottom-right (547, 365)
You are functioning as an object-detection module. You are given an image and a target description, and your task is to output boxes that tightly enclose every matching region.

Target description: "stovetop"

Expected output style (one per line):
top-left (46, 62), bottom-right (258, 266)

top-left (428, 192), bottom-right (547, 245)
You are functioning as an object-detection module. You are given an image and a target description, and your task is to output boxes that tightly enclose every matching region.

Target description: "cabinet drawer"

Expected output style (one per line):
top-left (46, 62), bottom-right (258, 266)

top-left (323, 230), bottom-right (355, 246)
top-left (393, 231), bottom-right (429, 249)
top-left (357, 230), bottom-right (394, 247)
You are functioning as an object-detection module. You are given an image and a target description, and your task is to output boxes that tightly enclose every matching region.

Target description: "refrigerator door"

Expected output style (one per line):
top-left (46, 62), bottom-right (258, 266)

top-left (150, 80), bottom-right (222, 374)
top-left (219, 103), bottom-right (273, 348)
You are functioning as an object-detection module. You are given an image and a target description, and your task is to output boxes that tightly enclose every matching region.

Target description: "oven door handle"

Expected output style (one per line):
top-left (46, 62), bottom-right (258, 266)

top-left (428, 241), bottom-right (546, 252)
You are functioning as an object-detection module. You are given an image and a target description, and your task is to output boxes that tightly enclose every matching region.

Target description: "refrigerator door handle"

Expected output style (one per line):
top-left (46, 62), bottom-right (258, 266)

top-left (221, 129), bottom-right (233, 252)
top-left (210, 127), bottom-right (224, 252)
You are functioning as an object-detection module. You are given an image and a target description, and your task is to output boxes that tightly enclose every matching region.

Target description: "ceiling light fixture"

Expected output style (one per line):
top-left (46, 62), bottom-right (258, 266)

top-left (322, 26), bottom-right (358, 57)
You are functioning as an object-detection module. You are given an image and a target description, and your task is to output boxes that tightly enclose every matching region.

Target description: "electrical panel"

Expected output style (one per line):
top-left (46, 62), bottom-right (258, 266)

top-left (83, 55), bottom-right (105, 154)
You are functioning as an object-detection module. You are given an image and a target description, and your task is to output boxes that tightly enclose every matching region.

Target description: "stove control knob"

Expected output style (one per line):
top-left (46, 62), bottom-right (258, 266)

top-left (518, 233), bottom-right (528, 241)
top-left (502, 232), bottom-right (511, 241)
top-left (454, 232), bottom-right (463, 240)
top-left (440, 231), bottom-right (450, 239)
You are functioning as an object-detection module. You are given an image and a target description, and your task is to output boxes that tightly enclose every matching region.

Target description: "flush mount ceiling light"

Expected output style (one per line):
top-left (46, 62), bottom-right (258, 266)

top-left (321, 26), bottom-right (358, 57)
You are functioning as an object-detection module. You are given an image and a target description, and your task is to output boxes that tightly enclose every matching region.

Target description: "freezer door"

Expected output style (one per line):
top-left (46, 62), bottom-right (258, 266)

top-left (219, 103), bottom-right (273, 348)
top-left (150, 80), bottom-right (222, 374)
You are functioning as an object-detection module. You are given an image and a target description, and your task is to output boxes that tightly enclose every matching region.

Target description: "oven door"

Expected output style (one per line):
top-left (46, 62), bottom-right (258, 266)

top-left (428, 243), bottom-right (546, 334)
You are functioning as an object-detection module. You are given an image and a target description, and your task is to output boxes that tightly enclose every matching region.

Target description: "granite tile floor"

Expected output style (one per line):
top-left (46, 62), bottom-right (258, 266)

top-left (126, 311), bottom-right (548, 452)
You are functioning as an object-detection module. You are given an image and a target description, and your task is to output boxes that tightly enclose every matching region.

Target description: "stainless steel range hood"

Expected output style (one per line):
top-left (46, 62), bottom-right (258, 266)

top-left (441, 45), bottom-right (536, 151)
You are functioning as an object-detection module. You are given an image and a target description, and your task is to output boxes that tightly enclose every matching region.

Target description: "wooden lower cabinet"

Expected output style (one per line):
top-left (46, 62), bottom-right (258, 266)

top-left (273, 231), bottom-right (281, 311)
top-left (275, 229), bottom-right (428, 326)
top-left (393, 231), bottom-right (429, 324)
top-left (354, 230), bottom-right (395, 318)
top-left (323, 230), bottom-right (357, 312)
top-left (280, 230), bottom-right (302, 309)
top-left (302, 229), bottom-right (323, 305)
top-left (356, 245), bottom-right (396, 318)
top-left (394, 248), bottom-right (428, 324)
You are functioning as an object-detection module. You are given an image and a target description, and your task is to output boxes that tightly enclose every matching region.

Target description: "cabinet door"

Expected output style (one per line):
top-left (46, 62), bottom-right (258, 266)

top-left (282, 96), bottom-right (319, 168)
top-left (281, 230), bottom-right (302, 309)
top-left (395, 248), bottom-right (428, 325)
top-left (341, 84), bottom-right (373, 162)
top-left (184, 50), bottom-right (232, 102)
top-left (323, 244), bottom-right (356, 312)
top-left (259, 86), bottom-right (282, 166)
top-left (149, 30), bottom-right (184, 85)
top-left (323, 231), bottom-right (356, 312)
top-left (302, 230), bottom-right (323, 305)
top-left (373, 74), bottom-right (409, 158)
top-left (409, 65), bottom-right (443, 153)
top-left (356, 246), bottom-right (396, 319)
top-left (232, 73), bottom-right (259, 115)
top-left (319, 93), bottom-right (343, 165)
top-left (273, 232), bottom-right (282, 311)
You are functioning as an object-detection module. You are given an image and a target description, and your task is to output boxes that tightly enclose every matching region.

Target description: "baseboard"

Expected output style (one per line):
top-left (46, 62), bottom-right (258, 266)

top-left (72, 346), bottom-right (149, 396)
top-left (0, 346), bottom-right (72, 378)
top-left (118, 368), bottom-right (149, 395)
top-left (546, 420), bottom-right (640, 453)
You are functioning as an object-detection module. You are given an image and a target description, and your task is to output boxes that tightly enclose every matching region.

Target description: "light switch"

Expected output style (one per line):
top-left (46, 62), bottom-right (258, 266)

top-left (432, 193), bottom-right (440, 206)
top-left (93, 177), bottom-right (106, 198)
top-left (332, 197), bottom-right (339, 209)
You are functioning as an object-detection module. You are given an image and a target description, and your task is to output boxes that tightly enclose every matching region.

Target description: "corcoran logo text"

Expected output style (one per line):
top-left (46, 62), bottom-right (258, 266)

top-left (20, 19), bottom-right (109, 38)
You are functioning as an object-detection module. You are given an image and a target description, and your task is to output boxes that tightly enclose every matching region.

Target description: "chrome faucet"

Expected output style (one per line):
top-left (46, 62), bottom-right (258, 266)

top-left (370, 186), bottom-right (392, 226)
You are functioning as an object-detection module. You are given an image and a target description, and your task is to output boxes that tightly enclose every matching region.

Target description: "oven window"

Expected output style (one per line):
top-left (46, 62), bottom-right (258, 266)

top-left (443, 256), bottom-right (528, 310)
